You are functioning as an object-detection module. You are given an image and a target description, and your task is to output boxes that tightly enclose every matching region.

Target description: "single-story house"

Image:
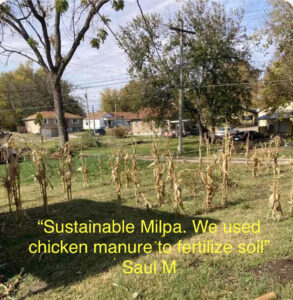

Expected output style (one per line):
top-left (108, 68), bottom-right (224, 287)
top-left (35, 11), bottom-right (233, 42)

top-left (83, 111), bottom-right (137, 130)
top-left (24, 111), bottom-right (83, 137)
top-left (258, 102), bottom-right (293, 135)
top-left (130, 109), bottom-right (169, 136)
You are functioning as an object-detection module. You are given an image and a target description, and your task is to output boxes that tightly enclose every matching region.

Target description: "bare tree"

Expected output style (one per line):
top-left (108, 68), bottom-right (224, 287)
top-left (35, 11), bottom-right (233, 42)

top-left (0, 0), bottom-right (124, 145)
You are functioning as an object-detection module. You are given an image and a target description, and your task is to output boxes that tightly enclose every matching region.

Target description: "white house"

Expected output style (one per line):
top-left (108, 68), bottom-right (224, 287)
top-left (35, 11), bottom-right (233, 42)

top-left (83, 111), bottom-right (137, 130)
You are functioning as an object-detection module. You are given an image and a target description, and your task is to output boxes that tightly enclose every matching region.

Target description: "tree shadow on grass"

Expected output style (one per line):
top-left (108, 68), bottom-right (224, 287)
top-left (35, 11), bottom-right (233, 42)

top-left (0, 199), bottom-right (219, 298)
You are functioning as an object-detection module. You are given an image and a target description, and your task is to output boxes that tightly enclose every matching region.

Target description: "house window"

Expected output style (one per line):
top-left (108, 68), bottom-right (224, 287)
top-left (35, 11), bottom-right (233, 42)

top-left (43, 119), bottom-right (48, 124)
top-left (72, 119), bottom-right (79, 124)
top-left (135, 120), bottom-right (139, 128)
top-left (54, 119), bottom-right (58, 124)
top-left (85, 121), bottom-right (89, 126)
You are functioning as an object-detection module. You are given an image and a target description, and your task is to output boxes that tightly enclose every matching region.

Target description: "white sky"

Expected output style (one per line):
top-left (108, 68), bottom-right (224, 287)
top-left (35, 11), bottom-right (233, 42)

top-left (0, 0), bottom-right (274, 111)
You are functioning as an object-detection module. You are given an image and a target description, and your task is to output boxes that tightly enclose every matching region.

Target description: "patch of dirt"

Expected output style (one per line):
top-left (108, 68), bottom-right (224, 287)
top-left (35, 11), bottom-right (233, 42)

top-left (253, 256), bottom-right (293, 283)
top-left (188, 258), bottom-right (202, 268)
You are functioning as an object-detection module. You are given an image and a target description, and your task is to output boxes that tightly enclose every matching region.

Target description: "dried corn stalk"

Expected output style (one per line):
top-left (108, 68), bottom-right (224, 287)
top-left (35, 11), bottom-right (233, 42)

top-left (289, 159), bottom-right (293, 216)
top-left (32, 148), bottom-right (53, 215)
top-left (78, 152), bottom-right (89, 187)
top-left (245, 132), bottom-right (250, 169)
top-left (60, 143), bottom-right (74, 202)
top-left (220, 132), bottom-right (232, 207)
top-left (251, 148), bottom-right (259, 177)
top-left (201, 158), bottom-right (217, 208)
top-left (267, 166), bottom-right (283, 221)
top-left (199, 136), bottom-right (203, 167)
top-left (205, 137), bottom-right (210, 162)
top-left (132, 144), bottom-right (151, 208)
top-left (1, 138), bottom-right (22, 215)
top-left (111, 150), bottom-right (123, 214)
top-left (150, 136), bottom-right (166, 206)
top-left (123, 152), bottom-right (132, 188)
top-left (173, 175), bottom-right (183, 216)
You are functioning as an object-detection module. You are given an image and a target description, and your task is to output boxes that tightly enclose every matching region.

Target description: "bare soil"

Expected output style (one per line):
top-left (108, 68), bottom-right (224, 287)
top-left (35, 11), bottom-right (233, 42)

top-left (254, 256), bottom-right (293, 283)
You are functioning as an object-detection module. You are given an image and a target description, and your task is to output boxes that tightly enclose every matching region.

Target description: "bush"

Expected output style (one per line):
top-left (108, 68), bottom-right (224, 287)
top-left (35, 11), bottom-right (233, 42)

top-left (81, 132), bottom-right (101, 148)
top-left (106, 127), bottom-right (129, 139)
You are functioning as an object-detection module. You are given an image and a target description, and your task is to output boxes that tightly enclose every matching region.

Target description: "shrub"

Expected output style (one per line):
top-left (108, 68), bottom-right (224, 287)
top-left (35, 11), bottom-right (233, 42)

top-left (81, 132), bottom-right (101, 148)
top-left (106, 127), bottom-right (129, 139)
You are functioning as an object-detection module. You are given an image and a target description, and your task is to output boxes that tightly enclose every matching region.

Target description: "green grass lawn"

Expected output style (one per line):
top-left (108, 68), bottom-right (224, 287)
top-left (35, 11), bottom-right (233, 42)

top-left (0, 146), bottom-right (292, 300)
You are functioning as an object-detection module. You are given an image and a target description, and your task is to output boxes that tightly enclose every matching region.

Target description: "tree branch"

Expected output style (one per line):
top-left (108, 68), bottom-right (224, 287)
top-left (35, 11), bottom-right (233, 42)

top-left (0, 46), bottom-right (39, 64)
top-left (26, 0), bottom-right (55, 71)
top-left (56, 0), bottom-right (110, 81)
top-left (1, 15), bottom-right (49, 70)
top-left (55, 10), bottom-right (62, 69)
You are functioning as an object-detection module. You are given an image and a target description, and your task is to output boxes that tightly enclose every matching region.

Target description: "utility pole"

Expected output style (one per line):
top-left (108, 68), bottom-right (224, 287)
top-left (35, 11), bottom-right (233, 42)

top-left (92, 105), bottom-right (96, 133)
top-left (178, 19), bottom-right (184, 155)
top-left (85, 89), bottom-right (90, 133)
top-left (170, 21), bottom-right (196, 155)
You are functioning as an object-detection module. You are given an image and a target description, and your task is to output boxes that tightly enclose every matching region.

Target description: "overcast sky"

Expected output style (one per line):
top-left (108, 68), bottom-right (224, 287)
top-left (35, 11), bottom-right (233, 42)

top-left (0, 0), bottom-right (273, 111)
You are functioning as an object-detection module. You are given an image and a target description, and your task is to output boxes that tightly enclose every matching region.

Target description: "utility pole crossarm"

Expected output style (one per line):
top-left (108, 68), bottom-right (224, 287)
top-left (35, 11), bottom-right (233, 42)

top-left (169, 26), bottom-right (196, 35)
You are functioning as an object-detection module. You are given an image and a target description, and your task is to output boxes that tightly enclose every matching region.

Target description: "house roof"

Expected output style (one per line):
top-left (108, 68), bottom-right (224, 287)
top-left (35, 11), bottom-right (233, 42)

top-left (130, 108), bottom-right (174, 121)
top-left (83, 112), bottom-right (113, 121)
top-left (108, 112), bottom-right (138, 121)
top-left (258, 113), bottom-right (292, 121)
top-left (24, 111), bottom-right (83, 121)
top-left (84, 111), bottom-right (138, 121)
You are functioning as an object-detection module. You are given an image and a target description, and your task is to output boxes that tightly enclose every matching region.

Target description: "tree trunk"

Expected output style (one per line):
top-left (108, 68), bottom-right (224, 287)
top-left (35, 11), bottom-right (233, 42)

top-left (197, 114), bottom-right (208, 139)
top-left (50, 75), bottom-right (69, 146)
top-left (210, 126), bottom-right (216, 144)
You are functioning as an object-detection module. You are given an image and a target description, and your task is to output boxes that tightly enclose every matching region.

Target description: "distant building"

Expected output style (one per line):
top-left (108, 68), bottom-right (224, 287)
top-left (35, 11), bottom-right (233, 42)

top-left (24, 111), bottom-right (83, 137)
top-left (83, 112), bottom-right (137, 130)
top-left (129, 109), bottom-right (168, 136)
top-left (258, 102), bottom-right (293, 135)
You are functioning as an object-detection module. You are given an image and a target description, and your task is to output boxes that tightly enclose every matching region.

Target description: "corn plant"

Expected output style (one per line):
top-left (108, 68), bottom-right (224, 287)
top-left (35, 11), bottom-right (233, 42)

top-left (199, 136), bottom-right (203, 167)
top-left (201, 158), bottom-right (217, 208)
top-left (289, 159), bottom-right (293, 216)
top-left (251, 148), bottom-right (259, 177)
top-left (123, 152), bottom-right (132, 188)
top-left (1, 138), bottom-right (22, 215)
top-left (205, 137), bottom-right (210, 162)
top-left (78, 152), bottom-right (89, 187)
top-left (111, 150), bottom-right (123, 214)
top-left (220, 132), bottom-right (232, 207)
top-left (32, 148), bottom-right (53, 215)
top-left (150, 136), bottom-right (166, 206)
top-left (60, 143), bottom-right (74, 202)
top-left (132, 144), bottom-right (151, 208)
top-left (267, 166), bottom-right (283, 221)
top-left (245, 133), bottom-right (250, 169)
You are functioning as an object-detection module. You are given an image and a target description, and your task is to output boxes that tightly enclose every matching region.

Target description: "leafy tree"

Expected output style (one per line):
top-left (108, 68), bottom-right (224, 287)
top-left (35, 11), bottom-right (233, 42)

top-left (260, 0), bottom-right (293, 110)
top-left (34, 112), bottom-right (43, 126)
top-left (0, 0), bottom-right (124, 145)
top-left (100, 88), bottom-right (120, 112)
top-left (0, 63), bottom-right (83, 130)
top-left (118, 0), bottom-right (257, 141)
top-left (100, 80), bottom-right (145, 112)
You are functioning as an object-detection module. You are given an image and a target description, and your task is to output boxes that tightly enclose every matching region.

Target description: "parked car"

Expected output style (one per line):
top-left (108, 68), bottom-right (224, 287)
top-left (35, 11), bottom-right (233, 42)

top-left (161, 131), bottom-right (176, 138)
top-left (185, 126), bottom-right (199, 136)
top-left (233, 131), bottom-right (268, 142)
top-left (215, 127), bottom-right (238, 138)
top-left (94, 128), bottom-right (106, 136)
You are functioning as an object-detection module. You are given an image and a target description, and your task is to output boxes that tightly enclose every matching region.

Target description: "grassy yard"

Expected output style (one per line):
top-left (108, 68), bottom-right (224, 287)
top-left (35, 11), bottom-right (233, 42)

top-left (0, 145), bottom-right (293, 300)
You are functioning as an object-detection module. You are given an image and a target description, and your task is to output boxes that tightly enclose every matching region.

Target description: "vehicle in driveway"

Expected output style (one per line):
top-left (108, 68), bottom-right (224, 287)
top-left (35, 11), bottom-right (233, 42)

top-left (233, 131), bottom-right (268, 142)
top-left (215, 127), bottom-right (238, 138)
top-left (94, 128), bottom-right (106, 136)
